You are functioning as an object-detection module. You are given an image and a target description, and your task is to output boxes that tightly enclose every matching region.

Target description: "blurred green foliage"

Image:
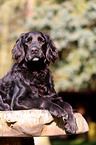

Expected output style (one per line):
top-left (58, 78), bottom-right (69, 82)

top-left (0, 0), bottom-right (96, 92)
top-left (26, 0), bottom-right (96, 92)
top-left (51, 138), bottom-right (96, 145)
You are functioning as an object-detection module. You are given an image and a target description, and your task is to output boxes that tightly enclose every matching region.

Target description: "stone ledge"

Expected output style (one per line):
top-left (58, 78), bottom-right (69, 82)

top-left (0, 110), bottom-right (89, 137)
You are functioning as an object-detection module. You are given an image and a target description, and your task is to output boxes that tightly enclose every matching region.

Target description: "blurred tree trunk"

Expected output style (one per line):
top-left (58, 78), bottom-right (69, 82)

top-left (26, 0), bottom-right (35, 18)
top-left (0, 4), bottom-right (12, 77)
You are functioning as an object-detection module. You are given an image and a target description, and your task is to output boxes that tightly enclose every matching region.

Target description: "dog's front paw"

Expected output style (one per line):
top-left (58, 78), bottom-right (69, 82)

top-left (64, 115), bottom-right (78, 134)
top-left (50, 106), bottom-right (68, 119)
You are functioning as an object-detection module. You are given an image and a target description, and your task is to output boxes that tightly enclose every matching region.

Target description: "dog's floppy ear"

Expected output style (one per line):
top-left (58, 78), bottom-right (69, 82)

top-left (44, 33), bottom-right (58, 64)
top-left (12, 33), bottom-right (25, 63)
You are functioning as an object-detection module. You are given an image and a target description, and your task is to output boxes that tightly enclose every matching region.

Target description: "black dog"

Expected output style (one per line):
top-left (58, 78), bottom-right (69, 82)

top-left (0, 31), bottom-right (77, 133)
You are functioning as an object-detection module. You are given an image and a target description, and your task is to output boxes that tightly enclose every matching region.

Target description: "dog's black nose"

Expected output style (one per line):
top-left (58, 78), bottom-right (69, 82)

top-left (31, 47), bottom-right (38, 54)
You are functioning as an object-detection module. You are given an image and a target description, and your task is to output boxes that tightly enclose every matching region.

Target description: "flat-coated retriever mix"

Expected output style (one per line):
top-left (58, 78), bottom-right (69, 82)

top-left (0, 31), bottom-right (77, 133)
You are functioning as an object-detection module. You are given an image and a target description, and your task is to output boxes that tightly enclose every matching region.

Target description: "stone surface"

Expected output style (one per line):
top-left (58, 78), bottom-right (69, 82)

top-left (0, 110), bottom-right (89, 137)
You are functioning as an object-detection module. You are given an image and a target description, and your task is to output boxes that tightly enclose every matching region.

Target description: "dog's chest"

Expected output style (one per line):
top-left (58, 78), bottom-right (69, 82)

top-left (22, 69), bottom-right (48, 86)
top-left (25, 70), bottom-right (49, 97)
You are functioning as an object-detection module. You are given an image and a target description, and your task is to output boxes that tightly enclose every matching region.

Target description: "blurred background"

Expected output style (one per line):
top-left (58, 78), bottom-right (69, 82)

top-left (0, 0), bottom-right (96, 145)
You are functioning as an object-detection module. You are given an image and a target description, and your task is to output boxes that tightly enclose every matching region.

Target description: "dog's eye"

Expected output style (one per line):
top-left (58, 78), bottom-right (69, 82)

top-left (27, 37), bottom-right (32, 43)
top-left (38, 37), bottom-right (44, 43)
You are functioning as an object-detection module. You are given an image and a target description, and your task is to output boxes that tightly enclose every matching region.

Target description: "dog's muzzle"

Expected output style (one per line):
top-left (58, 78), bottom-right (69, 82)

top-left (26, 45), bottom-right (44, 62)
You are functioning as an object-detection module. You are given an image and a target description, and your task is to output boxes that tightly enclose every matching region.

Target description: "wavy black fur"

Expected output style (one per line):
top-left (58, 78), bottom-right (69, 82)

top-left (0, 31), bottom-right (77, 133)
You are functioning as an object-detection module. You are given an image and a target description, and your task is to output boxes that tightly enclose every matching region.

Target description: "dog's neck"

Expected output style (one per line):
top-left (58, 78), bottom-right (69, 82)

top-left (22, 59), bottom-right (48, 72)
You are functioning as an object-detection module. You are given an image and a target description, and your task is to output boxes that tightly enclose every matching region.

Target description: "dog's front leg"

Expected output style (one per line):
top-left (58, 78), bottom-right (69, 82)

top-left (10, 84), bottom-right (29, 110)
top-left (19, 98), bottom-right (68, 119)
top-left (56, 101), bottom-right (78, 134)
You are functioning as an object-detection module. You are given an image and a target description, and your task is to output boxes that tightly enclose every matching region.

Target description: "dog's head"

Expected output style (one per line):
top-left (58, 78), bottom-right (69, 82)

top-left (12, 31), bottom-right (58, 65)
